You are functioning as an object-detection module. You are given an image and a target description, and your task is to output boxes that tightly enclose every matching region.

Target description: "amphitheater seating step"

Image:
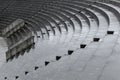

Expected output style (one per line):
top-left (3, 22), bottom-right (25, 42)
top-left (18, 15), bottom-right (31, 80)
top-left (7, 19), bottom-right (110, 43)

top-left (0, 0), bottom-right (120, 80)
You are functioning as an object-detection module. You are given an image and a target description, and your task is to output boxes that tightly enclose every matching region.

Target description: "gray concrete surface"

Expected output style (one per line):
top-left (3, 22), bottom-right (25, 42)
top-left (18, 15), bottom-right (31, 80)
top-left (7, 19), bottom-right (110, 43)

top-left (0, 0), bottom-right (120, 80)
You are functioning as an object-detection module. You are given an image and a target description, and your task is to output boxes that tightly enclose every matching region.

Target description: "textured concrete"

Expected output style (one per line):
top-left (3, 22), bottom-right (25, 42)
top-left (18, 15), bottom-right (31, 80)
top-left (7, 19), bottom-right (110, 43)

top-left (0, 0), bottom-right (120, 80)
